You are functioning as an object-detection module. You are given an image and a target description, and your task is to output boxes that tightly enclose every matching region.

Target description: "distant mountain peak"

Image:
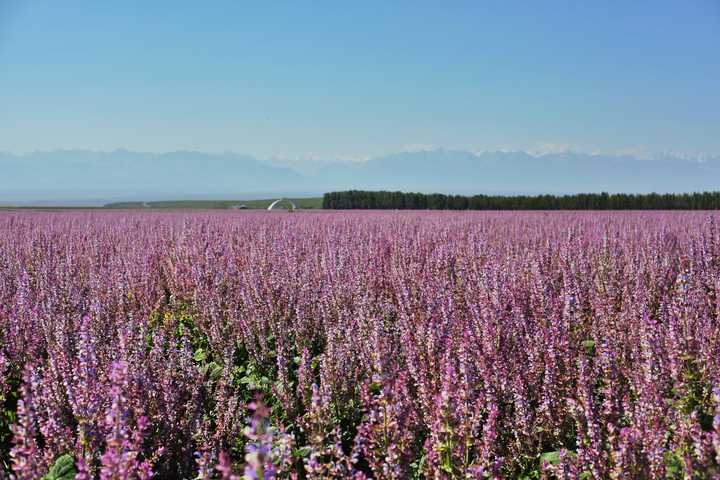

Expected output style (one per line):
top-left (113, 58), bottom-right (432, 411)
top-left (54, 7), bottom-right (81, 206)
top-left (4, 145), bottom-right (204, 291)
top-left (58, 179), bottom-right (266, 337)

top-left (1, 148), bottom-right (718, 202)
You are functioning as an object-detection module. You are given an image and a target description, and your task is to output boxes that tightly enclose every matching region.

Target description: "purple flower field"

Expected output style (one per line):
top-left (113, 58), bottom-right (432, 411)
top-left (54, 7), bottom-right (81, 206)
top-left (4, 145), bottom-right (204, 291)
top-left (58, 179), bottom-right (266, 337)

top-left (1, 211), bottom-right (720, 479)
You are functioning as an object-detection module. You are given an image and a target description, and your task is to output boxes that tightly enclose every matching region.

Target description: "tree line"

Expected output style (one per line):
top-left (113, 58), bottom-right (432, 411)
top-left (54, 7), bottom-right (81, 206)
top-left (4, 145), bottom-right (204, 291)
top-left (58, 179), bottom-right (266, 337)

top-left (323, 190), bottom-right (720, 210)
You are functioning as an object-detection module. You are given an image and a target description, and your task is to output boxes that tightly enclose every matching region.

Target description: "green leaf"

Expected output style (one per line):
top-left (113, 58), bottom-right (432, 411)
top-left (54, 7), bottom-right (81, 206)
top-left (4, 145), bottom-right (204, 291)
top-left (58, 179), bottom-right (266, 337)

top-left (539, 450), bottom-right (562, 466)
top-left (193, 348), bottom-right (207, 362)
top-left (410, 453), bottom-right (427, 480)
top-left (42, 454), bottom-right (76, 480)
top-left (293, 446), bottom-right (312, 458)
top-left (540, 449), bottom-right (577, 466)
top-left (664, 449), bottom-right (683, 477)
top-left (208, 362), bottom-right (223, 381)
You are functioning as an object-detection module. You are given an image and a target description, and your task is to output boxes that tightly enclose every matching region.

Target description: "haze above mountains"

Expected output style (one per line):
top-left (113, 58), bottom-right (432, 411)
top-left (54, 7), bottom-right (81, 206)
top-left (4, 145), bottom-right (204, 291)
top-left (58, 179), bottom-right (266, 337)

top-left (2, 149), bottom-right (719, 205)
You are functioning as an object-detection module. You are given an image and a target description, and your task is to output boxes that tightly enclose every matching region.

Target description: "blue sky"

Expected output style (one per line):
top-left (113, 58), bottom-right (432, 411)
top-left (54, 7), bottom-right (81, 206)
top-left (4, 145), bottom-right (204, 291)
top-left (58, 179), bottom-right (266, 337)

top-left (1, 0), bottom-right (719, 160)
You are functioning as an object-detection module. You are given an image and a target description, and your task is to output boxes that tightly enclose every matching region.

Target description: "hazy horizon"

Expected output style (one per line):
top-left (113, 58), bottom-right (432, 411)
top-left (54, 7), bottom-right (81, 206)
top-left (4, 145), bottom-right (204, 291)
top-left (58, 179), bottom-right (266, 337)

top-left (3, 147), bottom-right (720, 205)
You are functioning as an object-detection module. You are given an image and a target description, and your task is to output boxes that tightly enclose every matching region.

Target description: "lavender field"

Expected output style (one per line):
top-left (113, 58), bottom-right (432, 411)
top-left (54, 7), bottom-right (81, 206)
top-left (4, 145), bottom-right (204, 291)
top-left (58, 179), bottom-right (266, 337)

top-left (1, 211), bottom-right (720, 479)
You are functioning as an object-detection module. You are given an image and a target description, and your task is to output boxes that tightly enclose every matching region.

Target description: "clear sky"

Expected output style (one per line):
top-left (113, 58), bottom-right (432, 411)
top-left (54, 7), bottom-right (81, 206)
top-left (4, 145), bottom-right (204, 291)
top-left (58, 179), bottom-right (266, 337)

top-left (1, 0), bottom-right (719, 159)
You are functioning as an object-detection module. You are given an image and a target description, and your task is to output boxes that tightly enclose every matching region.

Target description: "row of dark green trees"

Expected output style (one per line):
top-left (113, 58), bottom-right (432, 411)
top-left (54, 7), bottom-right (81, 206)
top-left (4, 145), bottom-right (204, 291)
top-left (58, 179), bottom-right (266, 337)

top-left (323, 190), bottom-right (720, 210)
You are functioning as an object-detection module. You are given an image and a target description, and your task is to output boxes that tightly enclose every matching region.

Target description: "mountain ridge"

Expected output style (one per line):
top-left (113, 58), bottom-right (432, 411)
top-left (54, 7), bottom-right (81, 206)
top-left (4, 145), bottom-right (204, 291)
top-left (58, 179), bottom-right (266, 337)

top-left (2, 148), bottom-right (719, 203)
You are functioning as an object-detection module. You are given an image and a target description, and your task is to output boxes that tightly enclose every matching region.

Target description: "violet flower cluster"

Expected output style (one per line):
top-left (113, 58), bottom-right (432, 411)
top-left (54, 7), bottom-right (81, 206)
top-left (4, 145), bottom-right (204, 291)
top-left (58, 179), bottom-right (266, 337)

top-left (1, 210), bottom-right (720, 478)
